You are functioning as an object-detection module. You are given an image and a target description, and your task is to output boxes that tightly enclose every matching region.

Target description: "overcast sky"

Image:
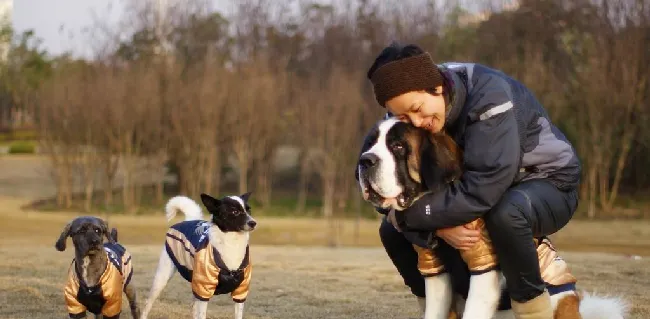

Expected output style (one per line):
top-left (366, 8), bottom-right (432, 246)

top-left (12, 0), bottom-right (232, 59)
top-left (11, 0), bottom-right (497, 59)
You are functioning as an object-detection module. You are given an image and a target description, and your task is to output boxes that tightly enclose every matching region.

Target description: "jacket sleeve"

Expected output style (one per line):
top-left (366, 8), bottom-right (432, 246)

top-left (400, 78), bottom-right (521, 231)
top-left (231, 260), bottom-right (252, 303)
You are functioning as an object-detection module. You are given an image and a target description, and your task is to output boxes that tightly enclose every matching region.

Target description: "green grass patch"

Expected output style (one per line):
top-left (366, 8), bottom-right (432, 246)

top-left (25, 185), bottom-right (382, 220)
top-left (7, 140), bottom-right (36, 154)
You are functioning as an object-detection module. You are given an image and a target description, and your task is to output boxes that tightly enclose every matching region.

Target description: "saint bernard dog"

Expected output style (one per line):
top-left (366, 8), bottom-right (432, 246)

top-left (356, 117), bottom-right (629, 319)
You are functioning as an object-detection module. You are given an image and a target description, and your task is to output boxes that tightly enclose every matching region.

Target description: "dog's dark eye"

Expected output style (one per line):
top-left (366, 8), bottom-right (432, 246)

top-left (94, 229), bottom-right (100, 233)
top-left (391, 143), bottom-right (404, 151)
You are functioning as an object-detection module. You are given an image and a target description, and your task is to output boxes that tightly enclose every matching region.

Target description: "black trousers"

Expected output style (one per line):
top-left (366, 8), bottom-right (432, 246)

top-left (379, 179), bottom-right (578, 302)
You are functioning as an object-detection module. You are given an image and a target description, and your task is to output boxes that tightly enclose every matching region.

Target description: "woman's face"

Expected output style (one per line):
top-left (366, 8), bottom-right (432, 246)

top-left (385, 86), bottom-right (446, 134)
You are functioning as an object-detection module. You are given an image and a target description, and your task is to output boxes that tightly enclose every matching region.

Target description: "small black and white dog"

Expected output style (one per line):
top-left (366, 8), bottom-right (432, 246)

top-left (56, 216), bottom-right (139, 319)
top-left (140, 192), bottom-right (257, 319)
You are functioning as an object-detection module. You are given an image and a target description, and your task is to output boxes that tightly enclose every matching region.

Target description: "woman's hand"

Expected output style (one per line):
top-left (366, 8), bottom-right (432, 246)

top-left (436, 224), bottom-right (480, 250)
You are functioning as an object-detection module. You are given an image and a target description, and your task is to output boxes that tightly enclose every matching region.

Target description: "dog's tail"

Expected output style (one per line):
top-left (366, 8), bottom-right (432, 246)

top-left (165, 196), bottom-right (203, 222)
top-left (579, 291), bottom-right (630, 319)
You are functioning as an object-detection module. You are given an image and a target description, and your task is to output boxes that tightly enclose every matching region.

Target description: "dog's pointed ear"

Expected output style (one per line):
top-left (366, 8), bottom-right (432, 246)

top-left (55, 222), bottom-right (72, 251)
top-left (240, 192), bottom-right (252, 203)
top-left (200, 193), bottom-right (221, 213)
top-left (100, 219), bottom-right (116, 244)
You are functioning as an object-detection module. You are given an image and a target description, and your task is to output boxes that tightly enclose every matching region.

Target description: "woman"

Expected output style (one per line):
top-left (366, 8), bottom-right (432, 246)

top-left (366, 42), bottom-right (581, 319)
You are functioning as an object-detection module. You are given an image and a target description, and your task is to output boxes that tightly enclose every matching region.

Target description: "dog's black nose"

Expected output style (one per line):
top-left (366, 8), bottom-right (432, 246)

top-left (247, 220), bottom-right (257, 229)
top-left (91, 238), bottom-right (101, 245)
top-left (359, 153), bottom-right (379, 169)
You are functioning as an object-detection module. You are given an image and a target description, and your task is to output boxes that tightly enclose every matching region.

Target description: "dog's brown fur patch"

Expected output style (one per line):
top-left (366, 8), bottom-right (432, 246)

top-left (429, 132), bottom-right (463, 181)
top-left (553, 294), bottom-right (582, 319)
top-left (404, 129), bottom-right (463, 186)
top-left (403, 127), bottom-right (426, 184)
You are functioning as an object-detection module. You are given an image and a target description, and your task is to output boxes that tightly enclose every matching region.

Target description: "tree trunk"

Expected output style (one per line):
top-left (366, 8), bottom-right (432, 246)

top-left (121, 134), bottom-right (136, 213)
top-left (295, 150), bottom-right (310, 214)
top-left (154, 152), bottom-right (166, 205)
top-left (234, 139), bottom-right (250, 195)
top-left (102, 153), bottom-right (118, 208)
top-left (62, 154), bottom-right (73, 209)
top-left (586, 161), bottom-right (598, 219)
top-left (354, 185), bottom-right (361, 245)
top-left (322, 158), bottom-right (338, 247)
top-left (256, 160), bottom-right (272, 208)
top-left (204, 146), bottom-right (217, 195)
top-left (82, 151), bottom-right (97, 213)
top-left (603, 122), bottom-right (636, 215)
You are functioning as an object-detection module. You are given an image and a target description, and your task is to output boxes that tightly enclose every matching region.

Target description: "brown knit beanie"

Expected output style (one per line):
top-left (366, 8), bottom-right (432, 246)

top-left (369, 52), bottom-right (444, 107)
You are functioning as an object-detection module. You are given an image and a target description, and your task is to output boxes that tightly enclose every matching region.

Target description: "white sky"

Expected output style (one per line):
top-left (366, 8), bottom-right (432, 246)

top-left (11, 0), bottom-right (504, 59)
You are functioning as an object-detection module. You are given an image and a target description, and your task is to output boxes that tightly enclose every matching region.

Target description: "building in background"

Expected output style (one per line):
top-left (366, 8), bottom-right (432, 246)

top-left (0, 0), bottom-right (12, 62)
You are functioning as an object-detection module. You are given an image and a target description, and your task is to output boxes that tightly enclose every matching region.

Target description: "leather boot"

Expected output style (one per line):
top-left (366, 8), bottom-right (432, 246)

top-left (511, 290), bottom-right (554, 319)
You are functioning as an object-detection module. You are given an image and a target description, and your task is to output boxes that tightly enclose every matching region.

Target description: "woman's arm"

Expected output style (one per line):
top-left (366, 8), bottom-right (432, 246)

top-left (400, 79), bottom-right (521, 231)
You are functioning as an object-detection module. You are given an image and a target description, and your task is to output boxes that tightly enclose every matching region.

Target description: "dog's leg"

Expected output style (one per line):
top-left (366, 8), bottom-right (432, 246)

top-left (461, 270), bottom-right (502, 319)
top-left (125, 282), bottom-right (141, 319)
top-left (192, 299), bottom-right (208, 319)
top-left (140, 249), bottom-right (176, 319)
top-left (234, 302), bottom-right (244, 319)
top-left (423, 273), bottom-right (453, 319)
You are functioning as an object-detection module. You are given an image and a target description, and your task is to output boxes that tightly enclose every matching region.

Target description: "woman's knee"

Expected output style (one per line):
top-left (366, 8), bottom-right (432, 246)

top-left (484, 191), bottom-right (531, 236)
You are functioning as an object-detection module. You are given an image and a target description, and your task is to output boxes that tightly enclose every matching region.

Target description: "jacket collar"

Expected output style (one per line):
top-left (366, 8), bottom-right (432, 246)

top-left (439, 65), bottom-right (468, 127)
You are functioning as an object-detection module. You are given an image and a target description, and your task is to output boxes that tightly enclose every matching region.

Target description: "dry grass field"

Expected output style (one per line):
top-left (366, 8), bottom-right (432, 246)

top-left (0, 197), bottom-right (649, 319)
top-left (1, 154), bottom-right (650, 318)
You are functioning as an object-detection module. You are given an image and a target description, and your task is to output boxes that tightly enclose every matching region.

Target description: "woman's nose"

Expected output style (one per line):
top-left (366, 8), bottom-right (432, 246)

top-left (409, 115), bottom-right (423, 127)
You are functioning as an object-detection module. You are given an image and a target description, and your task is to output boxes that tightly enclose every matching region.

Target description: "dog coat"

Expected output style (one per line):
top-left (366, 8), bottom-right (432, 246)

top-left (535, 237), bottom-right (577, 294)
top-left (414, 218), bottom-right (498, 277)
top-left (165, 220), bottom-right (252, 303)
top-left (63, 243), bottom-right (133, 319)
top-left (415, 234), bottom-right (577, 294)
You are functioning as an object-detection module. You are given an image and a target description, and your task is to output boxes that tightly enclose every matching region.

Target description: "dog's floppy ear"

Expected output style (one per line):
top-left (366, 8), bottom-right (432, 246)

top-left (240, 192), bottom-right (252, 203)
top-left (55, 222), bottom-right (72, 251)
top-left (200, 193), bottom-right (222, 213)
top-left (403, 126), bottom-right (427, 185)
top-left (420, 132), bottom-right (463, 190)
top-left (100, 219), bottom-right (116, 245)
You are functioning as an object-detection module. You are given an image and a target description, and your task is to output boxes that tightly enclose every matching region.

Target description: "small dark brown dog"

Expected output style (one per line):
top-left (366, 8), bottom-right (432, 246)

top-left (55, 216), bottom-right (140, 319)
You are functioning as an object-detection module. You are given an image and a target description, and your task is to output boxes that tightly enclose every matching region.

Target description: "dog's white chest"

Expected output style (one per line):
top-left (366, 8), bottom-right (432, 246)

top-left (210, 230), bottom-right (249, 270)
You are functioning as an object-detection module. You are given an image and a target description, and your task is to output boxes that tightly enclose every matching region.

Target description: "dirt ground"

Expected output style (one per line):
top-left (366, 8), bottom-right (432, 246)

top-left (0, 200), bottom-right (649, 319)
top-left (1, 243), bottom-right (649, 319)
top-left (1, 154), bottom-right (650, 318)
